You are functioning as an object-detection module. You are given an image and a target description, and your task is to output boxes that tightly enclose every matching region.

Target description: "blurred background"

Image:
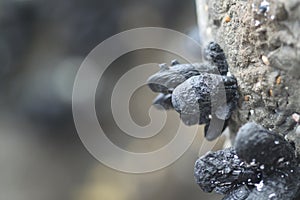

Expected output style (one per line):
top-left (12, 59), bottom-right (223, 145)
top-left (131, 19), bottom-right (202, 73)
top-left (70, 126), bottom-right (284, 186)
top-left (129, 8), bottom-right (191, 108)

top-left (0, 0), bottom-right (223, 199)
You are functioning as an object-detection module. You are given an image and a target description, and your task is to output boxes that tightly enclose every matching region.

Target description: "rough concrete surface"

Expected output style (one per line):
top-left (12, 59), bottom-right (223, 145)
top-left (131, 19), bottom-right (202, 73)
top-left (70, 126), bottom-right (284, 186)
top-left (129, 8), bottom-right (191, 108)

top-left (197, 0), bottom-right (300, 157)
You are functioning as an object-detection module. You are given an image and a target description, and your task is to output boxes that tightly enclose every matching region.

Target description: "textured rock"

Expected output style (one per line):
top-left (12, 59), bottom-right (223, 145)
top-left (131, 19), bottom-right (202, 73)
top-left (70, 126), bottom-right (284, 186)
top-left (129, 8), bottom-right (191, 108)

top-left (196, 0), bottom-right (300, 156)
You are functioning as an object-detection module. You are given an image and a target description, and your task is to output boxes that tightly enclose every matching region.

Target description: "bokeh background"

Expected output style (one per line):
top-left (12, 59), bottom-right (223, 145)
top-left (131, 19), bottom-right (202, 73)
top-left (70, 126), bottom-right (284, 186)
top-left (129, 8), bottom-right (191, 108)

top-left (0, 0), bottom-right (223, 199)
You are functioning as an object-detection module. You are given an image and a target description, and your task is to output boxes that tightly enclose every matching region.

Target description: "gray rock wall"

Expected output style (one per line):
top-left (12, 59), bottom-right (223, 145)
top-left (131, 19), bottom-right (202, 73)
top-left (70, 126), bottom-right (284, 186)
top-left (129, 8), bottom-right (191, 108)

top-left (196, 0), bottom-right (300, 156)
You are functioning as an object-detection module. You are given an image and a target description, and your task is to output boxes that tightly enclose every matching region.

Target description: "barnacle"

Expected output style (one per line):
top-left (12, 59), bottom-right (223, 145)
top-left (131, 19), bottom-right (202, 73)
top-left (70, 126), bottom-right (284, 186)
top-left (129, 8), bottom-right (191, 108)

top-left (194, 122), bottom-right (300, 200)
top-left (147, 42), bottom-right (238, 140)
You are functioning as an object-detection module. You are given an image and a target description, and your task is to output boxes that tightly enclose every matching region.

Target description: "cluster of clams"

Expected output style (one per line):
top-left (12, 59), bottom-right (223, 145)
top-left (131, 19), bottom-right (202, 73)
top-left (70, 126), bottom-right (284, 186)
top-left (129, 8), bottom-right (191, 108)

top-left (147, 42), bottom-right (239, 140)
top-left (147, 42), bottom-right (300, 199)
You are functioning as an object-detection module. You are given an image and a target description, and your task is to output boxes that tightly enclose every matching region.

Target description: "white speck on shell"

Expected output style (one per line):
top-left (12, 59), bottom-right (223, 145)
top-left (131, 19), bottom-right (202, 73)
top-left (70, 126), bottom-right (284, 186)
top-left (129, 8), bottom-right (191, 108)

top-left (269, 193), bottom-right (276, 199)
top-left (255, 180), bottom-right (264, 191)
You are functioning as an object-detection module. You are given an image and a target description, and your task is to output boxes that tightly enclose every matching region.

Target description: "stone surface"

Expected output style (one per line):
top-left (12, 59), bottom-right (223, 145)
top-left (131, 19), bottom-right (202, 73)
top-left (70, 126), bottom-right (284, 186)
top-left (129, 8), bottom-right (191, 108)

top-left (196, 0), bottom-right (300, 156)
